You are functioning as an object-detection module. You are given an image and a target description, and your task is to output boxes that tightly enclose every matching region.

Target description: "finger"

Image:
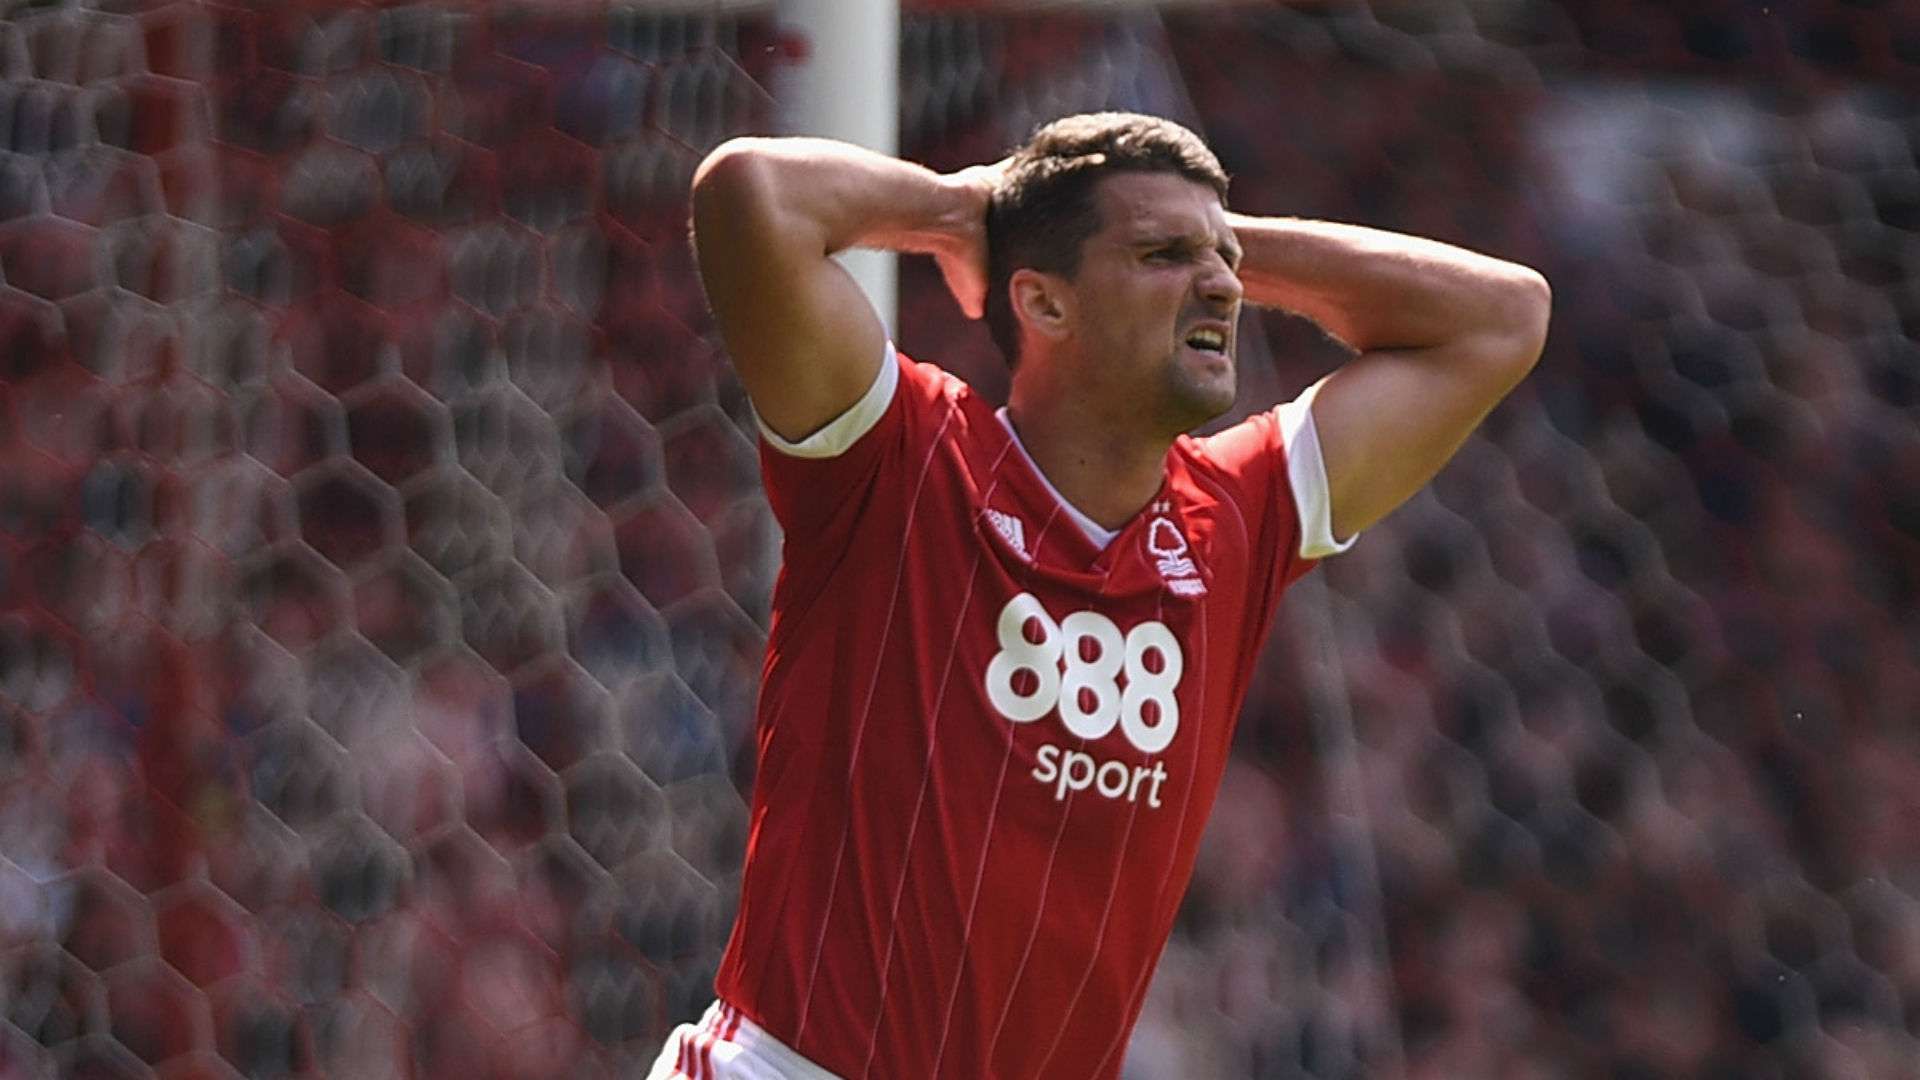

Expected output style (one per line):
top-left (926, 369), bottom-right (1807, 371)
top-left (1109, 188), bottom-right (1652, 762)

top-left (949, 274), bottom-right (983, 320)
top-left (957, 283), bottom-right (983, 321)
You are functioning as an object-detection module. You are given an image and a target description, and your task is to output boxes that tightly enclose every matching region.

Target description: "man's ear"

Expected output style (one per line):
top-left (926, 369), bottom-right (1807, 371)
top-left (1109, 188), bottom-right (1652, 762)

top-left (1010, 268), bottom-right (1071, 341)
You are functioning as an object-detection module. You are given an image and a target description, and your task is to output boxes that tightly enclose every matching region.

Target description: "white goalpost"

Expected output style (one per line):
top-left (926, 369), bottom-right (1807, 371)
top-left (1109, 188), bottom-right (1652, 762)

top-left (775, 0), bottom-right (902, 333)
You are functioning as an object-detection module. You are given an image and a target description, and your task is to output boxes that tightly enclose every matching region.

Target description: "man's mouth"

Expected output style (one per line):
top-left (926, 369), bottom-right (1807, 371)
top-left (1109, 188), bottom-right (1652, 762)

top-left (1183, 327), bottom-right (1228, 354)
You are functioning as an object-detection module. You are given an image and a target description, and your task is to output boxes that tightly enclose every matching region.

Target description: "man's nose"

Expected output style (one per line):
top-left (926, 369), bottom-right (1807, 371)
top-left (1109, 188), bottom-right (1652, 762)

top-left (1197, 258), bottom-right (1242, 308)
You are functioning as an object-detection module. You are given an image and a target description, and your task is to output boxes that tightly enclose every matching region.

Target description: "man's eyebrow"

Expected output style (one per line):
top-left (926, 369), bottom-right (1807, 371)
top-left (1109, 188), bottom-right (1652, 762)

top-left (1128, 232), bottom-right (1206, 249)
top-left (1130, 233), bottom-right (1243, 264)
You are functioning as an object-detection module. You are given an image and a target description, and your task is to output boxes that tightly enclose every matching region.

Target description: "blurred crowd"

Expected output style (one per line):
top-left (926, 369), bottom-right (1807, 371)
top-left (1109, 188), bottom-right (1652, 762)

top-left (0, 2), bottom-right (1916, 1078)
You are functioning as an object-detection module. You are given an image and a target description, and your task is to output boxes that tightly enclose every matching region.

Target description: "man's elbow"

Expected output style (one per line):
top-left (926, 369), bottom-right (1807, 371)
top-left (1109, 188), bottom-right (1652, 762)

top-left (1515, 266), bottom-right (1553, 356)
top-left (1486, 264), bottom-right (1551, 385)
top-left (691, 138), bottom-right (782, 220)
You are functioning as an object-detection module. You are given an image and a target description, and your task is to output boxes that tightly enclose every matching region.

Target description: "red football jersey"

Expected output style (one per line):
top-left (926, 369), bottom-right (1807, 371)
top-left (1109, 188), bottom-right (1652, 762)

top-left (714, 347), bottom-right (1331, 1079)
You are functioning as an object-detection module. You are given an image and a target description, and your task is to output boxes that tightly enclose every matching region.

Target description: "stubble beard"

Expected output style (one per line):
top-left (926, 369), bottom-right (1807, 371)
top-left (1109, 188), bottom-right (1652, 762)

top-left (1160, 347), bottom-right (1236, 434)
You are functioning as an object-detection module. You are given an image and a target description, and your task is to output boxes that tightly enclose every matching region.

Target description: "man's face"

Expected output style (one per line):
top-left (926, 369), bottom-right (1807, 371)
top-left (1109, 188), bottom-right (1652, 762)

top-left (1053, 171), bottom-right (1244, 432)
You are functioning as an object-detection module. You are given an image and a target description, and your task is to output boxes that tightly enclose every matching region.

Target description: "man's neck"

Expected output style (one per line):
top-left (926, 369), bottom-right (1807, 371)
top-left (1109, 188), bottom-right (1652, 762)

top-left (1003, 389), bottom-right (1172, 532)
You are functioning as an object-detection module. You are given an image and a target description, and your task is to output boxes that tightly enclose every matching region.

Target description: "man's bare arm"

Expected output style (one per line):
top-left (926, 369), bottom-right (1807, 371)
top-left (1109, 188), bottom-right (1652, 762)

top-left (689, 138), bottom-right (992, 442)
top-left (1228, 214), bottom-right (1552, 539)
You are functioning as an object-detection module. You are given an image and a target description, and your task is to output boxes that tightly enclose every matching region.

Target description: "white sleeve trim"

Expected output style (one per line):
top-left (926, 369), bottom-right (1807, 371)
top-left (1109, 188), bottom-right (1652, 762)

top-left (756, 341), bottom-right (899, 459)
top-left (1276, 377), bottom-right (1359, 560)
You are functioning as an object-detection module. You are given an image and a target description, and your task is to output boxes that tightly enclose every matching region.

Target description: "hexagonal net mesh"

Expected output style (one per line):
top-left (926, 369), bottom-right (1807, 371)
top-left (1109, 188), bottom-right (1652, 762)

top-left (1, 3), bottom-right (777, 1076)
top-left (4, 2), bottom-right (1920, 1079)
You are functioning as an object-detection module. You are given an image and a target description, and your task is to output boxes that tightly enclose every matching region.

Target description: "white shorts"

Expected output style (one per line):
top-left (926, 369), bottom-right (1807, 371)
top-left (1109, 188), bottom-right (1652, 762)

top-left (645, 1000), bottom-right (845, 1080)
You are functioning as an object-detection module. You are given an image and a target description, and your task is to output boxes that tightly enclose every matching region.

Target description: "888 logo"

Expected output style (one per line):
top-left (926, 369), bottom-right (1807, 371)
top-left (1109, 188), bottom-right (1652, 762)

top-left (983, 593), bottom-right (1185, 808)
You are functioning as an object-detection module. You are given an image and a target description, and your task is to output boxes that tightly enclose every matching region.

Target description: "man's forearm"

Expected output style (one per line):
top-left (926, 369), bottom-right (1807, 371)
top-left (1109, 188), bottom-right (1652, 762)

top-left (694, 137), bottom-right (978, 260)
top-left (1227, 213), bottom-right (1550, 358)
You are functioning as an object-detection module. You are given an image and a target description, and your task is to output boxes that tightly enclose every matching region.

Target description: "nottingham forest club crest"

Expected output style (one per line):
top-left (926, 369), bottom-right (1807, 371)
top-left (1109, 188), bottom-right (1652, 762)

top-left (1146, 503), bottom-right (1206, 597)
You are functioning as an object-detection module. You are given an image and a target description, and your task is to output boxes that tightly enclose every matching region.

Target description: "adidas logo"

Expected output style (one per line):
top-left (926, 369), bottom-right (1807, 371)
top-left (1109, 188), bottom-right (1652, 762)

top-left (986, 508), bottom-right (1027, 559)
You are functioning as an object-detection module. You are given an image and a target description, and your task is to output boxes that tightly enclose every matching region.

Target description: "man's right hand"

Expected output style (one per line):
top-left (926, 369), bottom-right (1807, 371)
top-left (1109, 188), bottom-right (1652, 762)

top-left (690, 138), bottom-right (1001, 443)
top-left (929, 160), bottom-right (1005, 321)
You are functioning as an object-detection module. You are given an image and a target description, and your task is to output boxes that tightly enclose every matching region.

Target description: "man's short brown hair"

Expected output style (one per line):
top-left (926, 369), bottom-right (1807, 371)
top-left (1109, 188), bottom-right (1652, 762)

top-left (985, 112), bottom-right (1230, 367)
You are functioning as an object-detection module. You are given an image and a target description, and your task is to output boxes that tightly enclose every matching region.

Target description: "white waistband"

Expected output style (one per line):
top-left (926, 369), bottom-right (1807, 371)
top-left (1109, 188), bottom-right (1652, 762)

top-left (705, 1000), bottom-right (845, 1080)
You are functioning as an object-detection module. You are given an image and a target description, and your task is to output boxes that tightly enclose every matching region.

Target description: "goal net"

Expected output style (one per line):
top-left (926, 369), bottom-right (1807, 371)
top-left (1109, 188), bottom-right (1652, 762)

top-left (2, 4), bottom-right (780, 1075)
top-left (4, 2), bottom-right (1918, 1078)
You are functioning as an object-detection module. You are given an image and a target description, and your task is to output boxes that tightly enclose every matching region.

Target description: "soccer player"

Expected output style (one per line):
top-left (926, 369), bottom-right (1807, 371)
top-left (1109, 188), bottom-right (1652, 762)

top-left (651, 112), bottom-right (1549, 1079)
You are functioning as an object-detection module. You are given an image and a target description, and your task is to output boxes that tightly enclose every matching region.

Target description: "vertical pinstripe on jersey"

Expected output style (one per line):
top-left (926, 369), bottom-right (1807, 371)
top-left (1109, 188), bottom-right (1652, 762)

top-left (1079, 605), bottom-right (1214, 1080)
top-left (979, 541), bottom-right (1131, 1065)
top-left (793, 405), bottom-right (959, 1043)
top-left (1087, 462), bottom-right (1251, 1077)
top-left (1025, 584), bottom-right (1171, 1077)
top-left (926, 494), bottom-right (1067, 1077)
top-left (857, 443), bottom-right (1014, 1078)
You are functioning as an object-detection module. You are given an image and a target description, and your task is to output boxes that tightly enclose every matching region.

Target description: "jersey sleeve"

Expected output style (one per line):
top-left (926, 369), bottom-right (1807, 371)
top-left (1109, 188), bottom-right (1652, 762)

top-left (756, 340), bottom-right (900, 461)
top-left (754, 341), bottom-right (942, 539)
top-left (1195, 379), bottom-right (1359, 593)
top-left (1273, 378), bottom-right (1359, 561)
